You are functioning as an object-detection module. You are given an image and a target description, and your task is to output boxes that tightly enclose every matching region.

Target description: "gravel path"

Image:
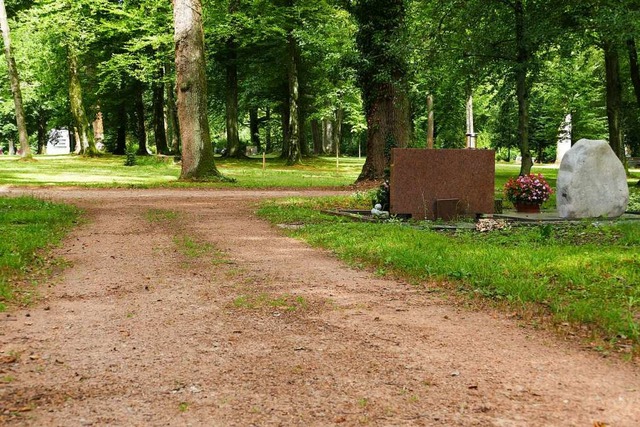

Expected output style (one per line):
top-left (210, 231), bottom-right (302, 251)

top-left (1, 187), bottom-right (639, 426)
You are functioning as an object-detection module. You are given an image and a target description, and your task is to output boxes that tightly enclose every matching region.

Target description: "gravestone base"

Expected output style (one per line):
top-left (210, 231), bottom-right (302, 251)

top-left (390, 149), bottom-right (495, 220)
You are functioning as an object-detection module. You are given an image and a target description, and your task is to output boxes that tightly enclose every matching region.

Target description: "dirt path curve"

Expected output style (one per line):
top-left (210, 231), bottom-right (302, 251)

top-left (1, 187), bottom-right (639, 426)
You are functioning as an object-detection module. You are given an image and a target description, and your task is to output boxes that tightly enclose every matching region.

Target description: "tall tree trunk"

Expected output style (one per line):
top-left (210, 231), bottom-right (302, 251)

top-left (173, 0), bottom-right (220, 179)
top-left (114, 102), bottom-right (127, 155)
top-left (265, 106), bottom-right (271, 153)
top-left (68, 49), bottom-right (97, 156)
top-left (280, 95), bottom-right (290, 159)
top-left (627, 38), bottom-right (640, 110)
top-left (285, 33), bottom-right (301, 165)
top-left (323, 119), bottom-right (333, 153)
top-left (0, 0), bottom-right (29, 157)
top-left (36, 109), bottom-right (47, 154)
top-left (165, 63), bottom-right (180, 154)
top-left (604, 39), bottom-right (625, 163)
top-left (152, 68), bottom-right (169, 155)
top-left (225, 35), bottom-right (241, 157)
top-left (249, 107), bottom-right (260, 152)
top-left (311, 119), bottom-right (323, 155)
top-left (334, 107), bottom-right (343, 156)
top-left (354, 0), bottom-right (410, 181)
top-left (515, 0), bottom-right (532, 175)
top-left (427, 94), bottom-right (434, 149)
top-left (134, 80), bottom-right (148, 155)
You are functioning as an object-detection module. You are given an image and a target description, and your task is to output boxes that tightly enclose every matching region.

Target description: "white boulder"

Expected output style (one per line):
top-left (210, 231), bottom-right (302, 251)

top-left (557, 139), bottom-right (629, 218)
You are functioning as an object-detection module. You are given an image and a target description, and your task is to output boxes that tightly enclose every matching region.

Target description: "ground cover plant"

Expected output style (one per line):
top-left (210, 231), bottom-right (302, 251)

top-left (0, 196), bottom-right (80, 310)
top-left (0, 155), bottom-right (363, 188)
top-left (257, 194), bottom-right (640, 357)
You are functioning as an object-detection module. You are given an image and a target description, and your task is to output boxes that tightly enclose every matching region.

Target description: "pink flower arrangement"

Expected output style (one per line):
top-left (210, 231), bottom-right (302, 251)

top-left (504, 173), bottom-right (553, 205)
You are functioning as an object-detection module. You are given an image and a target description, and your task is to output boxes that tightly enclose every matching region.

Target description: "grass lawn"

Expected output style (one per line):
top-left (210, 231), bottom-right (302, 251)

top-left (0, 196), bottom-right (80, 310)
top-left (0, 154), bottom-right (363, 188)
top-left (257, 190), bottom-right (640, 358)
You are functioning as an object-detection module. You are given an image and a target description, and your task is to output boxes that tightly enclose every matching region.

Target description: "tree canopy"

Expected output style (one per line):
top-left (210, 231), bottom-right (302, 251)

top-left (0, 0), bottom-right (638, 175)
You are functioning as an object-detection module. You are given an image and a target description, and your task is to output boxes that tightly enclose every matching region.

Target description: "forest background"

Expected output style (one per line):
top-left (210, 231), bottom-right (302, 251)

top-left (0, 0), bottom-right (639, 180)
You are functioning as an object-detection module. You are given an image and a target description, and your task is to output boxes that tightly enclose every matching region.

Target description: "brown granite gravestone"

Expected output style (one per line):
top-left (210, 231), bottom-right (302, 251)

top-left (390, 148), bottom-right (495, 220)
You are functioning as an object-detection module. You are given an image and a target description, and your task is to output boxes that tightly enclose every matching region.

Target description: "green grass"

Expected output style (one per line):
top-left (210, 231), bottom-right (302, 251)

top-left (0, 154), bottom-right (363, 188)
top-left (257, 196), bottom-right (640, 351)
top-left (0, 196), bottom-right (80, 310)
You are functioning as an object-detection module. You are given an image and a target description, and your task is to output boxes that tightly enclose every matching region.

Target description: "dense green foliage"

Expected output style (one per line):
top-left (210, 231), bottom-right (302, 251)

top-left (1, 0), bottom-right (639, 168)
top-left (0, 196), bottom-right (80, 310)
top-left (257, 193), bottom-right (640, 350)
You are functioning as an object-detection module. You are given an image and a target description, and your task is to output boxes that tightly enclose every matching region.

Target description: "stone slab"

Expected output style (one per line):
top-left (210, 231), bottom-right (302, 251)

top-left (390, 149), bottom-right (495, 220)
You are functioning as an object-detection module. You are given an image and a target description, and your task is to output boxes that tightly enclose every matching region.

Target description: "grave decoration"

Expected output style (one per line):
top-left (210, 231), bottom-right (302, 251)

top-left (503, 173), bottom-right (553, 213)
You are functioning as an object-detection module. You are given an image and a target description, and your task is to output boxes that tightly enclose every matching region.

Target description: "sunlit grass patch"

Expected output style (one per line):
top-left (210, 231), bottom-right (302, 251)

top-left (0, 154), bottom-right (363, 188)
top-left (258, 195), bottom-right (640, 351)
top-left (0, 196), bottom-right (80, 310)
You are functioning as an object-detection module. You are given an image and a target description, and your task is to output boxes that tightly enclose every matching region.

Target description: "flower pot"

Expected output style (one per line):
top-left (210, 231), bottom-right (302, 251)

top-left (514, 202), bottom-right (541, 213)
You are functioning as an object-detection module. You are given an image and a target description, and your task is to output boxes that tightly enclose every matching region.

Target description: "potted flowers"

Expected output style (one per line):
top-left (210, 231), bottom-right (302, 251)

top-left (503, 173), bottom-right (553, 213)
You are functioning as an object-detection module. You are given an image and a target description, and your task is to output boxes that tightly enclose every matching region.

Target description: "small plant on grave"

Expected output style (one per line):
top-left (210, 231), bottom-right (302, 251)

top-left (503, 173), bottom-right (553, 205)
top-left (124, 150), bottom-right (137, 166)
top-left (373, 173), bottom-right (391, 211)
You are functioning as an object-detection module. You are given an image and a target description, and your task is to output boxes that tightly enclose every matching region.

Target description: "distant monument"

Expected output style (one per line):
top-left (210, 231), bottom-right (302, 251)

top-left (46, 129), bottom-right (71, 155)
top-left (555, 114), bottom-right (572, 164)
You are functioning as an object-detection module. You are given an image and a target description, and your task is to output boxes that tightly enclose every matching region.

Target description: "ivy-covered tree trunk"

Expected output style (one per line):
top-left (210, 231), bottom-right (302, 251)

top-left (173, 0), bottom-right (220, 179)
top-left (604, 39), bottom-right (625, 164)
top-left (68, 50), bottom-right (97, 156)
top-left (115, 102), bottom-right (127, 155)
top-left (0, 0), bottom-right (30, 158)
top-left (152, 68), bottom-right (169, 155)
top-left (514, 0), bottom-right (533, 175)
top-left (354, 0), bottom-right (410, 182)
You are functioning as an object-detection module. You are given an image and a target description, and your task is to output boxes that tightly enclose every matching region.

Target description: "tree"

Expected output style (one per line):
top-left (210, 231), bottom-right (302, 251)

top-left (353, 0), bottom-right (410, 182)
top-left (173, 0), bottom-right (221, 179)
top-left (0, 0), bottom-right (29, 157)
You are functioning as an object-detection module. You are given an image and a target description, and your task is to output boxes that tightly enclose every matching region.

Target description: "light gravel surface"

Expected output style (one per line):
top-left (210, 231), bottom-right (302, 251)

top-left (1, 187), bottom-right (639, 426)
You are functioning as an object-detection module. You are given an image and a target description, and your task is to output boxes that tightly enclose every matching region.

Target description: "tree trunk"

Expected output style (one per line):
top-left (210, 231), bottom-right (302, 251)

top-left (604, 39), bottom-right (625, 163)
top-left (311, 119), bottom-right (323, 155)
top-left (427, 94), bottom-right (434, 149)
top-left (173, 0), bottom-right (220, 179)
top-left (515, 0), bottom-right (533, 175)
top-left (249, 107), bottom-right (260, 152)
top-left (152, 68), bottom-right (169, 155)
top-left (0, 0), bottom-right (30, 157)
top-left (165, 63), bottom-right (180, 154)
top-left (357, 82), bottom-right (410, 181)
top-left (134, 80), bottom-right (148, 155)
top-left (280, 101), bottom-right (290, 159)
top-left (285, 33), bottom-right (301, 165)
top-left (36, 109), bottom-right (47, 155)
top-left (225, 34), bottom-right (241, 157)
top-left (354, 0), bottom-right (410, 181)
top-left (265, 106), bottom-right (272, 153)
top-left (68, 50), bottom-right (97, 156)
top-left (323, 119), bottom-right (333, 153)
top-left (114, 102), bottom-right (127, 155)
top-left (334, 107), bottom-right (343, 156)
top-left (627, 39), bottom-right (640, 110)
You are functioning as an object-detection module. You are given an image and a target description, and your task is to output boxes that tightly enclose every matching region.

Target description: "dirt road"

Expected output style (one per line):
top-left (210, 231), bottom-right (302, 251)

top-left (1, 187), bottom-right (639, 426)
